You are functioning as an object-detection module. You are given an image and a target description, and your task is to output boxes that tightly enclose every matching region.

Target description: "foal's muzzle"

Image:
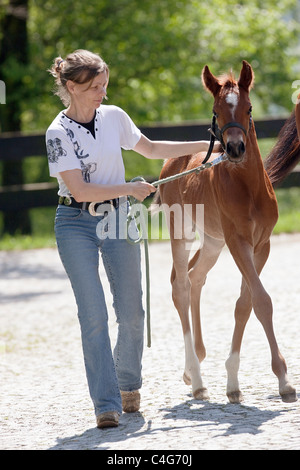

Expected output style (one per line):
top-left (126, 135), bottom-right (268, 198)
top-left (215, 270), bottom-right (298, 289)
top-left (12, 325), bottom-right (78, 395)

top-left (221, 124), bottom-right (247, 163)
top-left (225, 140), bottom-right (246, 162)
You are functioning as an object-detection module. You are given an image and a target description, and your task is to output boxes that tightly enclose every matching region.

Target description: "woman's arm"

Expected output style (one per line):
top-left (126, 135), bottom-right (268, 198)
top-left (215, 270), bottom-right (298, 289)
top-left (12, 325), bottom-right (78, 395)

top-left (59, 169), bottom-right (155, 203)
top-left (59, 134), bottom-right (219, 203)
top-left (134, 134), bottom-right (220, 160)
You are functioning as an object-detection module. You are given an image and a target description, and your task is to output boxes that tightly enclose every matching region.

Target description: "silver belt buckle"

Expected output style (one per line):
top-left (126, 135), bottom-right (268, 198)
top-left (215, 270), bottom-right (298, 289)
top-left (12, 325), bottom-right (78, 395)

top-left (88, 201), bottom-right (114, 217)
top-left (88, 202), bottom-right (98, 216)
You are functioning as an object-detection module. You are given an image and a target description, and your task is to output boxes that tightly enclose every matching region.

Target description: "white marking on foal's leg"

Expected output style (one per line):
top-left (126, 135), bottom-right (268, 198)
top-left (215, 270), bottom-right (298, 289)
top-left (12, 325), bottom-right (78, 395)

top-left (183, 331), bottom-right (208, 400)
top-left (225, 350), bottom-right (243, 403)
top-left (225, 92), bottom-right (239, 118)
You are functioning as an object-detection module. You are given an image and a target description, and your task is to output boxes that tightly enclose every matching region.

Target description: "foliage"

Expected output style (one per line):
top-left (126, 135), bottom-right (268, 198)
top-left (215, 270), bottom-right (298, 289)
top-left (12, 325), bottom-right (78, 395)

top-left (21, 0), bottom-right (300, 131)
top-left (0, 1), bottom-right (299, 242)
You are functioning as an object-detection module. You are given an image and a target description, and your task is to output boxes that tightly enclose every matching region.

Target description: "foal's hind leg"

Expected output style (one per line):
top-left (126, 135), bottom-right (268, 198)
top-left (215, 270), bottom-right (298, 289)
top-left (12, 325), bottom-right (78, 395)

top-left (170, 238), bottom-right (208, 400)
top-left (187, 236), bottom-right (224, 389)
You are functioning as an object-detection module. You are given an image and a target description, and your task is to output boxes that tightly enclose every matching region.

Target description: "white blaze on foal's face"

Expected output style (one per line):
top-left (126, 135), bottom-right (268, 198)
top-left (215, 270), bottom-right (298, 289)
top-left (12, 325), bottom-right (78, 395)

top-left (226, 91), bottom-right (239, 118)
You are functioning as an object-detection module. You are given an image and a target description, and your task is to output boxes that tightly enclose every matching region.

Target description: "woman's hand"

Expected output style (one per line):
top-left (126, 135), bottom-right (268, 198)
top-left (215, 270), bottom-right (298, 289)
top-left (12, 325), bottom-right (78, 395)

top-left (128, 181), bottom-right (156, 201)
top-left (59, 168), bottom-right (156, 202)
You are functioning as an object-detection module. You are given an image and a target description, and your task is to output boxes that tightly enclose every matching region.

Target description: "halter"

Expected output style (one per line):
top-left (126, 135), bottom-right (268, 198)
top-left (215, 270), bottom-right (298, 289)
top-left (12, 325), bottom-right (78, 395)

top-left (202, 110), bottom-right (253, 163)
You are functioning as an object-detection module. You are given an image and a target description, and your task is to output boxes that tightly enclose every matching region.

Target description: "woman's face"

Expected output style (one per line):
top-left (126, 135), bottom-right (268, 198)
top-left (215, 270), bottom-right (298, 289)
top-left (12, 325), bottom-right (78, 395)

top-left (67, 70), bottom-right (109, 110)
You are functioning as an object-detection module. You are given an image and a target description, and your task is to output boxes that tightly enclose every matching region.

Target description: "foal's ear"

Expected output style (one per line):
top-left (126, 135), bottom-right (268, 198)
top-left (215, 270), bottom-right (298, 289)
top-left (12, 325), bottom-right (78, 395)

top-left (202, 65), bottom-right (221, 97)
top-left (238, 60), bottom-right (254, 92)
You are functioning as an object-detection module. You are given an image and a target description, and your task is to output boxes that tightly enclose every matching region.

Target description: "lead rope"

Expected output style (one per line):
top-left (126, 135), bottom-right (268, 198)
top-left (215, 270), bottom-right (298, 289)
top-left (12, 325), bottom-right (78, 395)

top-left (127, 153), bottom-right (228, 348)
top-left (127, 177), bottom-right (152, 347)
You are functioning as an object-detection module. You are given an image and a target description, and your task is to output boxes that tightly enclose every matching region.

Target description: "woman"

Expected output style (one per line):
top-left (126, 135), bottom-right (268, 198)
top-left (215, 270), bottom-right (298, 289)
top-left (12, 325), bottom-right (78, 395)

top-left (46, 49), bottom-right (218, 429)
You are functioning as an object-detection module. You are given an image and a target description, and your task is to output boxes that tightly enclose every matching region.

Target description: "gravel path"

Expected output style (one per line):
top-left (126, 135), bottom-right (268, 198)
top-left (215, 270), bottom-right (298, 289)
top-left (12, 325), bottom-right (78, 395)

top-left (0, 234), bottom-right (299, 450)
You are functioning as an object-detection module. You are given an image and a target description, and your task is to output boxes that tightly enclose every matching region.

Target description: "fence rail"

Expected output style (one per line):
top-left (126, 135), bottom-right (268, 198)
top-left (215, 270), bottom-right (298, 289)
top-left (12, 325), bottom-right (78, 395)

top-left (0, 117), bottom-right (299, 212)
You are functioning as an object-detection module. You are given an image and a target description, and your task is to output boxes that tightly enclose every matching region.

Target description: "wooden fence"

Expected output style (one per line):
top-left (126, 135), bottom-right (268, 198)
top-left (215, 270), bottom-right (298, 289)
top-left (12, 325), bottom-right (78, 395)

top-left (0, 117), bottom-right (299, 213)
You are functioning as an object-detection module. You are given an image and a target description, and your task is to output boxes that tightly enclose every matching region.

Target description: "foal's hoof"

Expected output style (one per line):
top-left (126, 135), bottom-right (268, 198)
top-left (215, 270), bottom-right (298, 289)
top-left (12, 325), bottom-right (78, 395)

top-left (280, 390), bottom-right (297, 403)
top-left (227, 390), bottom-right (243, 404)
top-left (193, 387), bottom-right (209, 400)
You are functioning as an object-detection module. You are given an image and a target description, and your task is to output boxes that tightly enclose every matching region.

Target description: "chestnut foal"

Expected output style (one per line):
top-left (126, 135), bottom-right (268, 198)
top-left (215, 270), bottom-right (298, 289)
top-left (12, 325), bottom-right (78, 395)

top-left (157, 61), bottom-right (297, 403)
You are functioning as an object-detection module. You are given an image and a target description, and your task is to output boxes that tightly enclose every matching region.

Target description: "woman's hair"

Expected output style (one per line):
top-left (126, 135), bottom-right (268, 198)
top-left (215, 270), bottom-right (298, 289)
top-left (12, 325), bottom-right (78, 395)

top-left (49, 49), bottom-right (109, 106)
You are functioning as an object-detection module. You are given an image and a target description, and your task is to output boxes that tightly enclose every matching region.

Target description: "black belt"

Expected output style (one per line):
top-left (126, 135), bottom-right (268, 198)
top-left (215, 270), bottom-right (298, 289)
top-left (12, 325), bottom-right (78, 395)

top-left (58, 196), bottom-right (119, 214)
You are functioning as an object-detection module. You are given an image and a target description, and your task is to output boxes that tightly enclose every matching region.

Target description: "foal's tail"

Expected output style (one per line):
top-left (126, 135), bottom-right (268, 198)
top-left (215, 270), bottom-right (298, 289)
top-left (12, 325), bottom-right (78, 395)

top-left (264, 109), bottom-right (300, 187)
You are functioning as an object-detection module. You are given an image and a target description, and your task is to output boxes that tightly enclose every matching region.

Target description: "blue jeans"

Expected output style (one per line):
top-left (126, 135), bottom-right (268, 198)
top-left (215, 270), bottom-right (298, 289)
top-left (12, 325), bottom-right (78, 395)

top-left (55, 202), bottom-right (145, 417)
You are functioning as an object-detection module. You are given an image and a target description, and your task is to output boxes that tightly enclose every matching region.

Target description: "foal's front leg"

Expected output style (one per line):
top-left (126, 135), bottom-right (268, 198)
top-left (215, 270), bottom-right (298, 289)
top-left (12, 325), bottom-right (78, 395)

top-left (225, 278), bottom-right (252, 403)
top-left (227, 238), bottom-right (297, 403)
top-left (251, 243), bottom-right (296, 402)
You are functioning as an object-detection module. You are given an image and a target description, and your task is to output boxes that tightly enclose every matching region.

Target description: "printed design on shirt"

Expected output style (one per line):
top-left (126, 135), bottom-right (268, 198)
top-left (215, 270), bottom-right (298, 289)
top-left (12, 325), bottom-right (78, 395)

top-left (47, 137), bottom-right (67, 163)
top-left (61, 120), bottom-right (89, 159)
top-left (80, 160), bottom-right (97, 183)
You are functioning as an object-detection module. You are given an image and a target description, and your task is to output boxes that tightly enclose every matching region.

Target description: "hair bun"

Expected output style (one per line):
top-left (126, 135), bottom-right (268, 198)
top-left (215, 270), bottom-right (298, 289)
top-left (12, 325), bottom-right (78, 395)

top-left (55, 57), bottom-right (64, 73)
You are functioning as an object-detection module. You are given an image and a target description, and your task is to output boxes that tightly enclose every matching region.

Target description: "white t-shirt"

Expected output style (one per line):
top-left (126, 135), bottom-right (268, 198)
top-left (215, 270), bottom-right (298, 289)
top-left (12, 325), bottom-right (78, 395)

top-left (46, 105), bottom-right (141, 197)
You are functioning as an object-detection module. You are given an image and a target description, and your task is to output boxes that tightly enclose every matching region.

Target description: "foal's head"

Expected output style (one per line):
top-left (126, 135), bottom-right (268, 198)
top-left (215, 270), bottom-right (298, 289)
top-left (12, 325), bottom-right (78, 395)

top-left (202, 60), bottom-right (254, 163)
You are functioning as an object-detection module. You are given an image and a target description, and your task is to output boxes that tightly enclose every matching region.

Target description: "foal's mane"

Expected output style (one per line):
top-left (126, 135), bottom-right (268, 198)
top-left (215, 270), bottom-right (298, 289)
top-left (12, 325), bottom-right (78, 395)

top-left (217, 72), bottom-right (240, 95)
top-left (218, 71), bottom-right (237, 87)
top-left (264, 111), bottom-right (300, 187)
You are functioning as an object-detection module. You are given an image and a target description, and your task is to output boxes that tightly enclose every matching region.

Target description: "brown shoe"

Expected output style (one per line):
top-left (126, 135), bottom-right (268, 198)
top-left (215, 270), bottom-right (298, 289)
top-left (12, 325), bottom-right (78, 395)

top-left (121, 390), bottom-right (140, 412)
top-left (96, 411), bottom-right (119, 428)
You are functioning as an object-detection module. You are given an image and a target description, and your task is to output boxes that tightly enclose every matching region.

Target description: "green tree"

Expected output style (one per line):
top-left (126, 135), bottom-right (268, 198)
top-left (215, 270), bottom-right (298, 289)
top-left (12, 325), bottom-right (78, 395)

top-left (25, 0), bottom-right (299, 131)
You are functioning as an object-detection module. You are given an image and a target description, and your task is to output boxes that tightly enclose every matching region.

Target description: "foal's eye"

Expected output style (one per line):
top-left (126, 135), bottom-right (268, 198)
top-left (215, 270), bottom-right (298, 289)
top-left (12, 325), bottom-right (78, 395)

top-left (248, 106), bottom-right (252, 114)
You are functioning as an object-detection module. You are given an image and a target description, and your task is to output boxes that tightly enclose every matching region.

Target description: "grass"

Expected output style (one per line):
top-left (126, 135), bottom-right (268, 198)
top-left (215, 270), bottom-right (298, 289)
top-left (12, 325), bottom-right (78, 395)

top-left (0, 233), bottom-right (56, 251)
top-left (0, 207), bottom-right (57, 250)
top-left (273, 187), bottom-right (300, 234)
